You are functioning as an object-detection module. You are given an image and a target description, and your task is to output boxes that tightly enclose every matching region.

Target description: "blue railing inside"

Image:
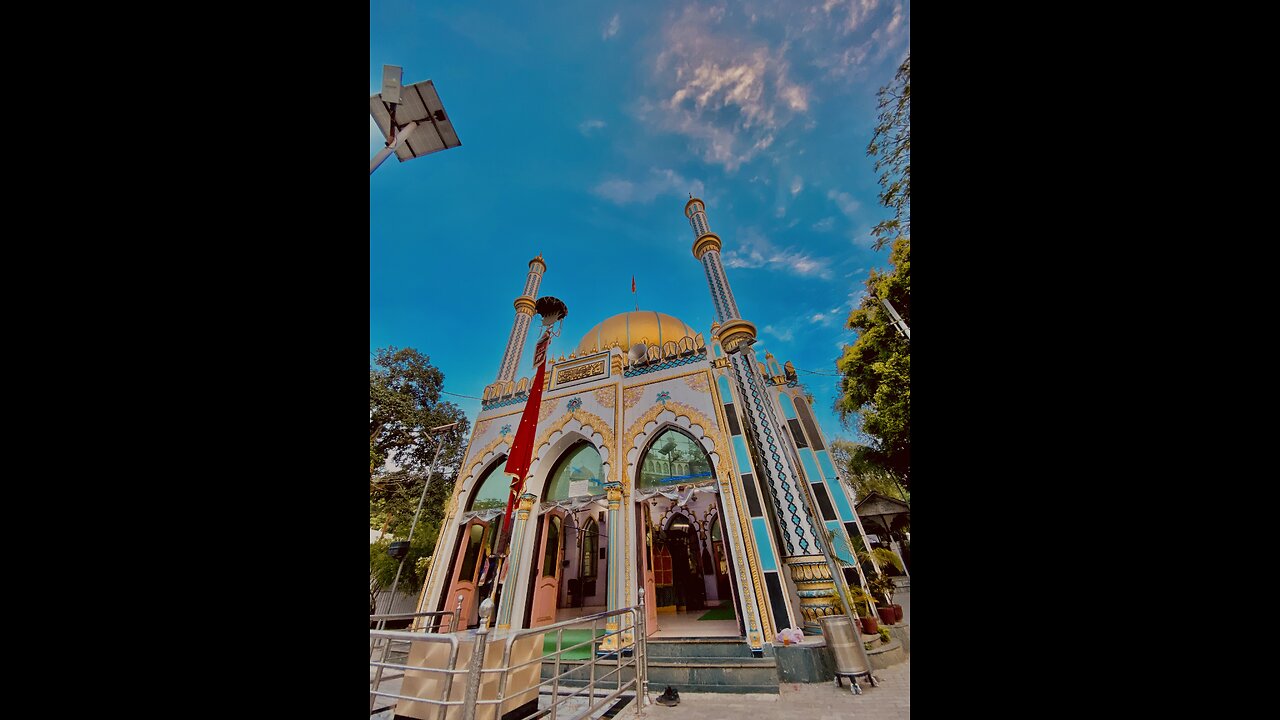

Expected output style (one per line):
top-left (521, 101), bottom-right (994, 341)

top-left (651, 471), bottom-right (713, 484)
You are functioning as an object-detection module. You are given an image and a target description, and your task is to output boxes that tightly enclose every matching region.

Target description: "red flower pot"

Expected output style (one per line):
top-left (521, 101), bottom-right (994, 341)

top-left (859, 616), bottom-right (878, 634)
top-left (892, 604), bottom-right (904, 623)
top-left (877, 606), bottom-right (896, 625)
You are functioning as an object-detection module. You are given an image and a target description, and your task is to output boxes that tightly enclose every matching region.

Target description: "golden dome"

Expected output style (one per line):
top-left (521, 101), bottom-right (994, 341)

top-left (576, 310), bottom-right (700, 355)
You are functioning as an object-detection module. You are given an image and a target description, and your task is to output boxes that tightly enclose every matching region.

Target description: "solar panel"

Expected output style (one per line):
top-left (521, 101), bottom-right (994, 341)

top-left (369, 79), bottom-right (462, 162)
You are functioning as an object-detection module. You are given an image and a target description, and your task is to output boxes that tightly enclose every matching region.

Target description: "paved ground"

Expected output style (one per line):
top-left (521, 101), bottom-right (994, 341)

top-left (666, 657), bottom-right (910, 720)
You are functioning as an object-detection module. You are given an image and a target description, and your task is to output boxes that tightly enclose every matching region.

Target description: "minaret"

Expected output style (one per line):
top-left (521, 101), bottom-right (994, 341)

top-left (496, 255), bottom-right (546, 383)
top-left (686, 197), bottom-right (838, 630)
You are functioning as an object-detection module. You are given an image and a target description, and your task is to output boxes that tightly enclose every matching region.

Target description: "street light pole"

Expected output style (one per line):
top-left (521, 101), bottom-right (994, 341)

top-left (369, 120), bottom-right (419, 175)
top-left (877, 296), bottom-right (910, 341)
top-left (377, 422), bottom-right (459, 628)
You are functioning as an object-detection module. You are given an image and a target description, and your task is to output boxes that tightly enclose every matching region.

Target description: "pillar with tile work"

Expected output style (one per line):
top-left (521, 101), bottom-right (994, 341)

top-left (686, 197), bottom-right (841, 632)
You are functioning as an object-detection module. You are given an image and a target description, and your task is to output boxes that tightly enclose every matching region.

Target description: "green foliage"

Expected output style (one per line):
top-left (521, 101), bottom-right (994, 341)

top-left (838, 55), bottom-right (911, 487)
top-left (369, 346), bottom-right (471, 609)
top-left (864, 641), bottom-right (876, 651)
top-left (878, 627), bottom-right (891, 644)
top-left (830, 440), bottom-right (910, 504)
top-left (868, 572), bottom-right (898, 606)
top-left (867, 54), bottom-right (910, 252)
top-left (370, 529), bottom-right (439, 610)
top-left (370, 346), bottom-right (470, 485)
top-left (370, 468), bottom-right (452, 541)
top-left (861, 548), bottom-right (905, 575)
top-left (843, 586), bottom-right (875, 618)
top-left (837, 239), bottom-right (910, 484)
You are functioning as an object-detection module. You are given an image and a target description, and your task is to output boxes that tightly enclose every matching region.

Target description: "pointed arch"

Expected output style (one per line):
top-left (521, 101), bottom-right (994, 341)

top-left (466, 454), bottom-right (511, 511)
top-left (623, 403), bottom-right (723, 491)
top-left (635, 425), bottom-right (715, 491)
top-left (543, 441), bottom-right (605, 501)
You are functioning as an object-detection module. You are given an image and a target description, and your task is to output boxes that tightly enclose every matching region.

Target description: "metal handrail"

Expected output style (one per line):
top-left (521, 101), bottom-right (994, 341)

top-left (371, 590), bottom-right (649, 720)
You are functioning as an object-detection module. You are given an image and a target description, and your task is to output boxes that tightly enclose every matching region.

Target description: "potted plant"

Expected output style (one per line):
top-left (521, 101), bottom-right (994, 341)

top-left (857, 547), bottom-right (905, 623)
top-left (869, 573), bottom-right (897, 625)
top-left (842, 585), bottom-right (878, 635)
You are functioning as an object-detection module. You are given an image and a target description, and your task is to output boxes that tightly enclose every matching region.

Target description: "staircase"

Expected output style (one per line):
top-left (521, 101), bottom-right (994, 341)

top-left (540, 638), bottom-right (779, 695)
top-left (645, 639), bottom-right (779, 694)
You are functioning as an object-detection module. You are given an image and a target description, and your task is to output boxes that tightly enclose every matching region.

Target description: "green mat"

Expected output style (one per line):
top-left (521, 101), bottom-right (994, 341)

top-left (542, 629), bottom-right (604, 660)
top-left (697, 605), bottom-right (736, 621)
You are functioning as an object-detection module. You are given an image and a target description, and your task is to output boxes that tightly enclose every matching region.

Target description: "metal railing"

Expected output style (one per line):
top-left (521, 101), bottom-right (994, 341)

top-left (370, 590), bottom-right (649, 720)
top-left (370, 597), bottom-right (462, 714)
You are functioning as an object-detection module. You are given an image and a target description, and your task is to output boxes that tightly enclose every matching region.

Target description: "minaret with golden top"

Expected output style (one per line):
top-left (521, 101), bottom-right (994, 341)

top-left (685, 197), bottom-right (839, 630)
top-left (496, 255), bottom-right (546, 383)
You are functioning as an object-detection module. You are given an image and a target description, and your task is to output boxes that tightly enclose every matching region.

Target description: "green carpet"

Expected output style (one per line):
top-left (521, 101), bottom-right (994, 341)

top-left (697, 605), bottom-right (736, 621)
top-left (542, 629), bottom-right (604, 660)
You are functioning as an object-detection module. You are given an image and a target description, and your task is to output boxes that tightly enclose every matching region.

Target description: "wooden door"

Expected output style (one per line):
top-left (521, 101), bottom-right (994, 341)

top-left (444, 518), bottom-right (489, 629)
top-left (530, 509), bottom-right (565, 628)
top-left (638, 502), bottom-right (658, 633)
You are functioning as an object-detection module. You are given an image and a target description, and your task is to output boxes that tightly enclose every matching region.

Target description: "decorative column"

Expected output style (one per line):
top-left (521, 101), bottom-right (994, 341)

top-left (496, 255), bottom-right (547, 383)
top-left (496, 492), bottom-right (536, 629)
top-left (599, 481), bottom-right (626, 652)
top-left (686, 197), bottom-right (840, 631)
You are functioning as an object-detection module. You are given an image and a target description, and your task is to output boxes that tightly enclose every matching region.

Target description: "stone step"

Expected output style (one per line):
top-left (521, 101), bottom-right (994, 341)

top-left (542, 665), bottom-right (779, 695)
top-left (647, 662), bottom-right (779, 692)
top-left (645, 639), bottom-right (766, 661)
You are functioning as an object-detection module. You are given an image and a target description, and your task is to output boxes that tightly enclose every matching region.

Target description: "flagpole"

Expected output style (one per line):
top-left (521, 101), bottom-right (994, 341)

top-left (486, 328), bottom-right (549, 613)
top-left (483, 295), bottom-right (567, 622)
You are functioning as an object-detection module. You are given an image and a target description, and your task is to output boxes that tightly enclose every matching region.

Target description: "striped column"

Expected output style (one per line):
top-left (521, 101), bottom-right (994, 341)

top-left (600, 481), bottom-right (625, 652)
top-left (496, 255), bottom-right (546, 383)
top-left (686, 197), bottom-right (838, 632)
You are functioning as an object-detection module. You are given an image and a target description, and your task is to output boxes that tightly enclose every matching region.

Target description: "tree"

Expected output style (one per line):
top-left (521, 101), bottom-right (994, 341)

top-left (370, 531), bottom-right (440, 611)
top-left (369, 346), bottom-right (469, 486)
top-left (369, 347), bottom-right (470, 608)
top-left (837, 55), bottom-right (911, 487)
top-left (867, 54), bottom-right (909, 253)
top-left (830, 439), bottom-right (910, 504)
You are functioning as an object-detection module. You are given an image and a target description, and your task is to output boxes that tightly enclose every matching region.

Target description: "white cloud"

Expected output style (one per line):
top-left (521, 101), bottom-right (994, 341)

top-left (813, 1), bottom-right (910, 81)
top-left (763, 324), bottom-right (795, 342)
top-left (790, 176), bottom-right (804, 196)
top-left (578, 119), bottom-right (607, 135)
top-left (824, 0), bottom-right (881, 34)
top-left (886, 3), bottom-right (904, 35)
top-left (603, 13), bottom-right (620, 39)
top-left (721, 227), bottom-right (834, 279)
top-left (827, 189), bottom-right (860, 218)
top-left (847, 287), bottom-right (868, 309)
top-left (592, 167), bottom-right (705, 205)
top-left (642, 6), bottom-right (814, 171)
top-left (812, 216), bottom-right (836, 232)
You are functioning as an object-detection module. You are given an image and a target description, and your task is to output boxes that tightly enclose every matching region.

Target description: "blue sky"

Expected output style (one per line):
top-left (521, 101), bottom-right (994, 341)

top-left (371, 0), bottom-right (909, 444)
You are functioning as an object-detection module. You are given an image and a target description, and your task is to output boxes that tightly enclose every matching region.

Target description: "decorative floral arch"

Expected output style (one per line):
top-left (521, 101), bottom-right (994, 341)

top-left (623, 404), bottom-right (723, 492)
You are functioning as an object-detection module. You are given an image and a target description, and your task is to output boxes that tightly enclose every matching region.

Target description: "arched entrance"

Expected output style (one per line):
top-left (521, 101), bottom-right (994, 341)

top-left (634, 426), bottom-right (742, 638)
top-left (442, 456), bottom-right (508, 628)
top-left (657, 512), bottom-right (706, 613)
top-left (524, 440), bottom-right (608, 628)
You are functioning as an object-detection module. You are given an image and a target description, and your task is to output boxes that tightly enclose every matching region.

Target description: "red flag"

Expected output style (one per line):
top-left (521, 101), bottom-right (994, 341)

top-left (500, 333), bottom-right (551, 535)
top-left (631, 276), bottom-right (636, 293)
